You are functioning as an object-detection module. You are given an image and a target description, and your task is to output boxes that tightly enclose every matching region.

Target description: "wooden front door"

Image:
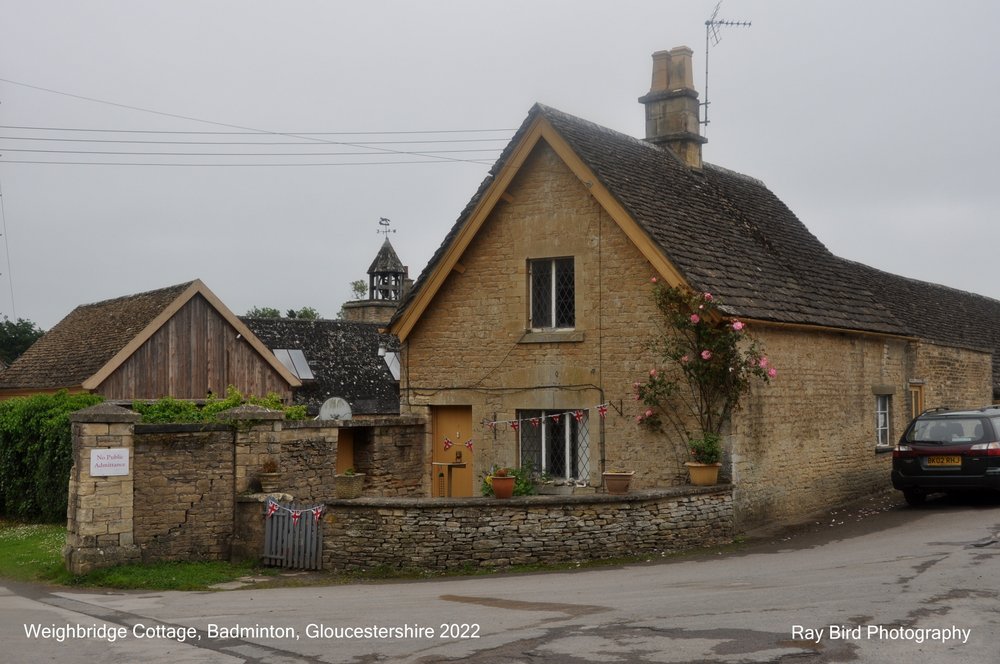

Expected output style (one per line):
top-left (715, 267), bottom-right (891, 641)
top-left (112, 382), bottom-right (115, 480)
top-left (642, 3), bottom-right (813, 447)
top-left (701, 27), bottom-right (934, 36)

top-left (431, 406), bottom-right (474, 497)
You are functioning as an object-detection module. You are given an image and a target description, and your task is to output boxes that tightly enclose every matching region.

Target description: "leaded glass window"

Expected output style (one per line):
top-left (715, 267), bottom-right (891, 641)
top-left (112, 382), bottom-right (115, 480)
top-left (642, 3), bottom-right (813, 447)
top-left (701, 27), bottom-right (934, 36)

top-left (529, 258), bottom-right (574, 329)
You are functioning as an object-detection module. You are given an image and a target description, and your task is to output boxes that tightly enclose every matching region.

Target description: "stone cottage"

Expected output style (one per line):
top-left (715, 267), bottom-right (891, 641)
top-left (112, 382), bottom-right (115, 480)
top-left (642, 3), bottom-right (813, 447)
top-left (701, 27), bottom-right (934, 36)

top-left (389, 47), bottom-right (996, 526)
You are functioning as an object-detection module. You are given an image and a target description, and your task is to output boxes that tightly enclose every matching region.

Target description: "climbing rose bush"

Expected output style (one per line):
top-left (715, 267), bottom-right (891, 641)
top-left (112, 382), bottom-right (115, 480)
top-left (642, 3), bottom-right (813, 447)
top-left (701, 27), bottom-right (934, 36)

top-left (635, 282), bottom-right (774, 447)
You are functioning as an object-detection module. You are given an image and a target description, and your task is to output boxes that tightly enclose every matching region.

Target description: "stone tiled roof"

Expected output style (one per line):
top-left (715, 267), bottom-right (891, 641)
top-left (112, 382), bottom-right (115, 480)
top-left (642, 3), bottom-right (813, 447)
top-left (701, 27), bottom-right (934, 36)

top-left (0, 281), bottom-right (195, 390)
top-left (394, 104), bottom-right (907, 336)
top-left (543, 105), bottom-right (906, 333)
top-left (851, 261), bottom-right (1000, 397)
top-left (241, 317), bottom-right (400, 416)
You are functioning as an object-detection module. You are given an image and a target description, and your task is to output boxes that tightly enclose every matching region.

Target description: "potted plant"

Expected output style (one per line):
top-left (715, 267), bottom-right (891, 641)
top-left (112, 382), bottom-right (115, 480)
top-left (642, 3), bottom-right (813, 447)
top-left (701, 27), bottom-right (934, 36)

top-left (602, 470), bottom-right (635, 495)
top-left (489, 467), bottom-right (516, 499)
top-left (335, 467), bottom-right (365, 499)
top-left (685, 433), bottom-right (722, 485)
top-left (481, 465), bottom-right (535, 498)
top-left (635, 284), bottom-right (776, 486)
top-left (258, 456), bottom-right (281, 493)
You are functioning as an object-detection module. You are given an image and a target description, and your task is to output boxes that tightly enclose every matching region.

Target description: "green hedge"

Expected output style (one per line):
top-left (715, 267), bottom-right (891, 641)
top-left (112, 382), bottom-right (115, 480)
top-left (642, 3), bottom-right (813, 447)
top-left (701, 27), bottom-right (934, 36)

top-left (132, 386), bottom-right (307, 423)
top-left (0, 391), bottom-right (104, 522)
top-left (0, 387), bottom-right (306, 523)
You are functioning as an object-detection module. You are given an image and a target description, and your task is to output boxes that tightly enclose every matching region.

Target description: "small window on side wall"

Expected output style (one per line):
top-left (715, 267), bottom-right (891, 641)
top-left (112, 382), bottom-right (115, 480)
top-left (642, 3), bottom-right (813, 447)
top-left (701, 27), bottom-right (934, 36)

top-left (876, 394), bottom-right (892, 447)
top-left (529, 257), bottom-right (574, 330)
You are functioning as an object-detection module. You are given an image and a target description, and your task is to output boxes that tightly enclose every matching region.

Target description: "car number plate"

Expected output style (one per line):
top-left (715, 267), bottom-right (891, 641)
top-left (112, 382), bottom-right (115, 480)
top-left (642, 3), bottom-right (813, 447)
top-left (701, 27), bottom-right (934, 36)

top-left (927, 456), bottom-right (962, 467)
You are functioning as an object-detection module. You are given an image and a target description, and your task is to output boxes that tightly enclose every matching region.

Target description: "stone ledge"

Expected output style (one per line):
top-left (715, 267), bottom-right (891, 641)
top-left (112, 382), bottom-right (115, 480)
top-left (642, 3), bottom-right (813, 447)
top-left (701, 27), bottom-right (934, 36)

top-left (324, 485), bottom-right (730, 508)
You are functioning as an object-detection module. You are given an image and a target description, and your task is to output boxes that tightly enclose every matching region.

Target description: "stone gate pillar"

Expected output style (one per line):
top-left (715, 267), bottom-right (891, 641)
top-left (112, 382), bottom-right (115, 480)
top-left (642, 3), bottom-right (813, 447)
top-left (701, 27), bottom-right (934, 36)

top-left (64, 403), bottom-right (142, 575)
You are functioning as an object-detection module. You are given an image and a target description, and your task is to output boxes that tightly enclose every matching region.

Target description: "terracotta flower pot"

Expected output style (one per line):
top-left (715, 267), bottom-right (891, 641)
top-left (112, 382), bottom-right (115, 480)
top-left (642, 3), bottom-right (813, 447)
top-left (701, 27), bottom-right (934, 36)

top-left (602, 471), bottom-right (635, 495)
top-left (685, 461), bottom-right (721, 486)
top-left (491, 475), bottom-right (515, 499)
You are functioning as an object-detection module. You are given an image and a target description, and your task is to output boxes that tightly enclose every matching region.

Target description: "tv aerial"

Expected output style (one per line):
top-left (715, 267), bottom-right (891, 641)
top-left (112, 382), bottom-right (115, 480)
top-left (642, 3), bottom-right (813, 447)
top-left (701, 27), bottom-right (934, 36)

top-left (702, 1), bottom-right (751, 133)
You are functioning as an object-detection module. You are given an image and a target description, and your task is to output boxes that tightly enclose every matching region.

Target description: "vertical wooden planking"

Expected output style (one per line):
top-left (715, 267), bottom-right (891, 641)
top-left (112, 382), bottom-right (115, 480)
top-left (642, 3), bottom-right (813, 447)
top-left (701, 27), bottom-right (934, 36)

top-left (263, 500), bottom-right (324, 570)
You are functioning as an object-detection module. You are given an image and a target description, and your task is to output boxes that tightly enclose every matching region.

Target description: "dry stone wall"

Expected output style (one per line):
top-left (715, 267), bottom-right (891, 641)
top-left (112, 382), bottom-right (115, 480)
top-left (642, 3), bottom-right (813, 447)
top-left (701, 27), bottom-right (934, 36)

top-left (322, 487), bottom-right (732, 572)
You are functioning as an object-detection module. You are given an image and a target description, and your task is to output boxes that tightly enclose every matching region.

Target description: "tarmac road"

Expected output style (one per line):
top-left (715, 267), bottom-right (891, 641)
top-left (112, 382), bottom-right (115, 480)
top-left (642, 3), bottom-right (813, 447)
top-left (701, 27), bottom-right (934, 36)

top-left (3, 491), bottom-right (999, 663)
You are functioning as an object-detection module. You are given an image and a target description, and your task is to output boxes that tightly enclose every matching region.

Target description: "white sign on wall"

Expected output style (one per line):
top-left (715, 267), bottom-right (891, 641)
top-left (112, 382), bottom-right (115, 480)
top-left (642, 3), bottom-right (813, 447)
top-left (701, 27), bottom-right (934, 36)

top-left (90, 448), bottom-right (129, 477)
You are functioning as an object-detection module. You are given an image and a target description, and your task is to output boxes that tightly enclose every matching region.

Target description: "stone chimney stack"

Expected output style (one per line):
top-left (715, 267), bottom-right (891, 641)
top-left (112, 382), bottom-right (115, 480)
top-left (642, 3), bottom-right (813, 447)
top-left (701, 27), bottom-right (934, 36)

top-left (638, 46), bottom-right (706, 169)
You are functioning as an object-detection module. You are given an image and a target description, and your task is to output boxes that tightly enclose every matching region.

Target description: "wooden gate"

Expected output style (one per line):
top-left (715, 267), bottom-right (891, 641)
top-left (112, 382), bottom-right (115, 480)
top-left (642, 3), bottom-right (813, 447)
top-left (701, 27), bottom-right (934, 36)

top-left (263, 500), bottom-right (324, 570)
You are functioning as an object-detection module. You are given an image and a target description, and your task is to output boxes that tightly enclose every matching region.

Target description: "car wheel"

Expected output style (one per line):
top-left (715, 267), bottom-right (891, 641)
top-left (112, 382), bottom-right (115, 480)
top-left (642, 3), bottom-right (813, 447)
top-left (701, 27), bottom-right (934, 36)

top-left (903, 490), bottom-right (926, 507)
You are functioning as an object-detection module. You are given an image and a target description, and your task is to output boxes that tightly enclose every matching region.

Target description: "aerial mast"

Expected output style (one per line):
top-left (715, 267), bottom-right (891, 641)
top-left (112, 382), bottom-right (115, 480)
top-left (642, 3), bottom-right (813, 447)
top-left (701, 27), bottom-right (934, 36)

top-left (702, 1), bottom-right (751, 134)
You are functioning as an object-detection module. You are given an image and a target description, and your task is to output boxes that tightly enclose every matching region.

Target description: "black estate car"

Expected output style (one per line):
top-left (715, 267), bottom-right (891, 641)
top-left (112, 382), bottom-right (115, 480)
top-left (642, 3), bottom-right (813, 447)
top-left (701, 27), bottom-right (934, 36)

top-left (892, 406), bottom-right (1000, 506)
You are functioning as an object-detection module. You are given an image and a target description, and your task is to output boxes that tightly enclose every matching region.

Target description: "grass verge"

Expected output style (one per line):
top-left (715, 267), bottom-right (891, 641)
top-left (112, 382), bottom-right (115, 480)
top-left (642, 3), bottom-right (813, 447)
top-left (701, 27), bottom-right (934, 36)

top-left (0, 520), bottom-right (275, 590)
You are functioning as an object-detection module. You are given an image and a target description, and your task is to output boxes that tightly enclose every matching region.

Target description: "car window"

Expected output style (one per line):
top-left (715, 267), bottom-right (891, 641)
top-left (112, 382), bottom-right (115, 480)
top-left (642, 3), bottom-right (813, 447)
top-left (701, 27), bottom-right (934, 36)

top-left (908, 417), bottom-right (985, 443)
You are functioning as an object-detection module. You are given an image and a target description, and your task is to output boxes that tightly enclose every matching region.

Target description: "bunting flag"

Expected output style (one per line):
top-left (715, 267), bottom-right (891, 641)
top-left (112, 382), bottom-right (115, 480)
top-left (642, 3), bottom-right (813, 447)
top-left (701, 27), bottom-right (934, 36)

top-left (481, 403), bottom-right (614, 431)
top-left (265, 498), bottom-right (325, 527)
top-left (464, 438), bottom-right (474, 450)
top-left (443, 437), bottom-right (454, 450)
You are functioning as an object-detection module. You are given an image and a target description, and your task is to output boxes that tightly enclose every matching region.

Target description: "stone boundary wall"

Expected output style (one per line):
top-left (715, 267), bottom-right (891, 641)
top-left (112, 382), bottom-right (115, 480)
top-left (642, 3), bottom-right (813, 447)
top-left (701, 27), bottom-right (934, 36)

top-left (66, 404), bottom-right (732, 574)
top-left (133, 424), bottom-right (234, 563)
top-left (321, 486), bottom-right (733, 572)
top-left (65, 404), bottom-right (426, 573)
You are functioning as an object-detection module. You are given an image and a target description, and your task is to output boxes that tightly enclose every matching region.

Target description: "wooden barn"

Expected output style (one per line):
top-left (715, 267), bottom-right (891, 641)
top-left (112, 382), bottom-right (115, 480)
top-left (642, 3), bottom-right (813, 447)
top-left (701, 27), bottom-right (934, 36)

top-left (0, 280), bottom-right (300, 401)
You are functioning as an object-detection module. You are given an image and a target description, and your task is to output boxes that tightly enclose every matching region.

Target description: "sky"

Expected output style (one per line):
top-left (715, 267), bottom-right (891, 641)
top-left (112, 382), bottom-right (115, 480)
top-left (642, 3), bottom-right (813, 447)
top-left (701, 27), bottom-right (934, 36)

top-left (1, 1), bottom-right (999, 330)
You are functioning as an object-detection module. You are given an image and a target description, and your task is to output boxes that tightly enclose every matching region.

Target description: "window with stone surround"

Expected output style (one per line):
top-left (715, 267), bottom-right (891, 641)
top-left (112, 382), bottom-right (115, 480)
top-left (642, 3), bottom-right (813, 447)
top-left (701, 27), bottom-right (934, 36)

top-left (876, 394), bottom-right (892, 447)
top-left (517, 409), bottom-right (590, 481)
top-left (529, 257), bottom-right (574, 330)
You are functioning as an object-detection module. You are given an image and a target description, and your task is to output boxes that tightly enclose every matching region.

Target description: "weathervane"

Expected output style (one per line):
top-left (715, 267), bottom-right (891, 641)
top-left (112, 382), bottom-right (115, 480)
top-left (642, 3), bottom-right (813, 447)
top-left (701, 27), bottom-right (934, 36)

top-left (702, 1), bottom-right (751, 132)
top-left (376, 217), bottom-right (395, 237)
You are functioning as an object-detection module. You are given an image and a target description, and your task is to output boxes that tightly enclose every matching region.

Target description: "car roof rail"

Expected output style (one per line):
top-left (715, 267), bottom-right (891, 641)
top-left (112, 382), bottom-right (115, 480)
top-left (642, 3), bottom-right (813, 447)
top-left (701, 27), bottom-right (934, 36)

top-left (918, 407), bottom-right (952, 416)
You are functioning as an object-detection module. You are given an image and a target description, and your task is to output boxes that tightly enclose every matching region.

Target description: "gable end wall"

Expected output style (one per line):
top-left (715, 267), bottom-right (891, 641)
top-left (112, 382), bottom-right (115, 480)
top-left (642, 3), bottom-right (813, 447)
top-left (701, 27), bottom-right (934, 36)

top-left (98, 294), bottom-right (292, 401)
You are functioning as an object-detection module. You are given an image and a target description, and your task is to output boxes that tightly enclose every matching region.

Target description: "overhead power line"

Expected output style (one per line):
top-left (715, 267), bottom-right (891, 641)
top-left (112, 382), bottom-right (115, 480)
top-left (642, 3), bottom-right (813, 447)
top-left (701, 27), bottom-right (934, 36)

top-left (0, 77), bottom-right (509, 165)
top-left (0, 135), bottom-right (511, 146)
top-left (0, 124), bottom-right (516, 136)
top-left (0, 158), bottom-right (493, 167)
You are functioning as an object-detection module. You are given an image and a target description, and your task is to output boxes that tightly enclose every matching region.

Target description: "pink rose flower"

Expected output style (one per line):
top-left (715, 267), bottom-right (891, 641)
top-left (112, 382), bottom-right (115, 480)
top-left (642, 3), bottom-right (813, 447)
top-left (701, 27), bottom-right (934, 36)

top-left (759, 357), bottom-right (769, 368)
top-left (680, 354), bottom-right (690, 364)
top-left (651, 277), bottom-right (658, 283)
top-left (645, 408), bottom-right (653, 418)
top-left (690, 314), bottom-right (700, 324)
top-left (732, 320), bottom-right (744, 331)
top-left (636, 415), bottom-right (644, 423)
top-left (768, 367), bottom-right (777, 378)
top-left (703, 292), bottom-right (713, 301)
top-left (701, 350), bottom-right (712, 361)
top-left (649, 368), bottom-right (658, 377)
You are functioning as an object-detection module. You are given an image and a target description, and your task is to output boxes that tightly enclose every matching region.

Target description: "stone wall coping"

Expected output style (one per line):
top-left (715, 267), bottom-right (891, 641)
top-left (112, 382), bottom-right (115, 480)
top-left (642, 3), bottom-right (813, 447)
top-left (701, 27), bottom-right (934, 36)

top-left (216, 404), bottom-right (286, 421)
top-left (289, 415), bottom-right (424, 429)
top-left (70, 403), bottom-right (141, 423)
top-left (237, 492), bottom-right (295, 503)
top-left (324, 485), bottom-right (729, 508)
top-left (135, 422), bottom-right (233, 434)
